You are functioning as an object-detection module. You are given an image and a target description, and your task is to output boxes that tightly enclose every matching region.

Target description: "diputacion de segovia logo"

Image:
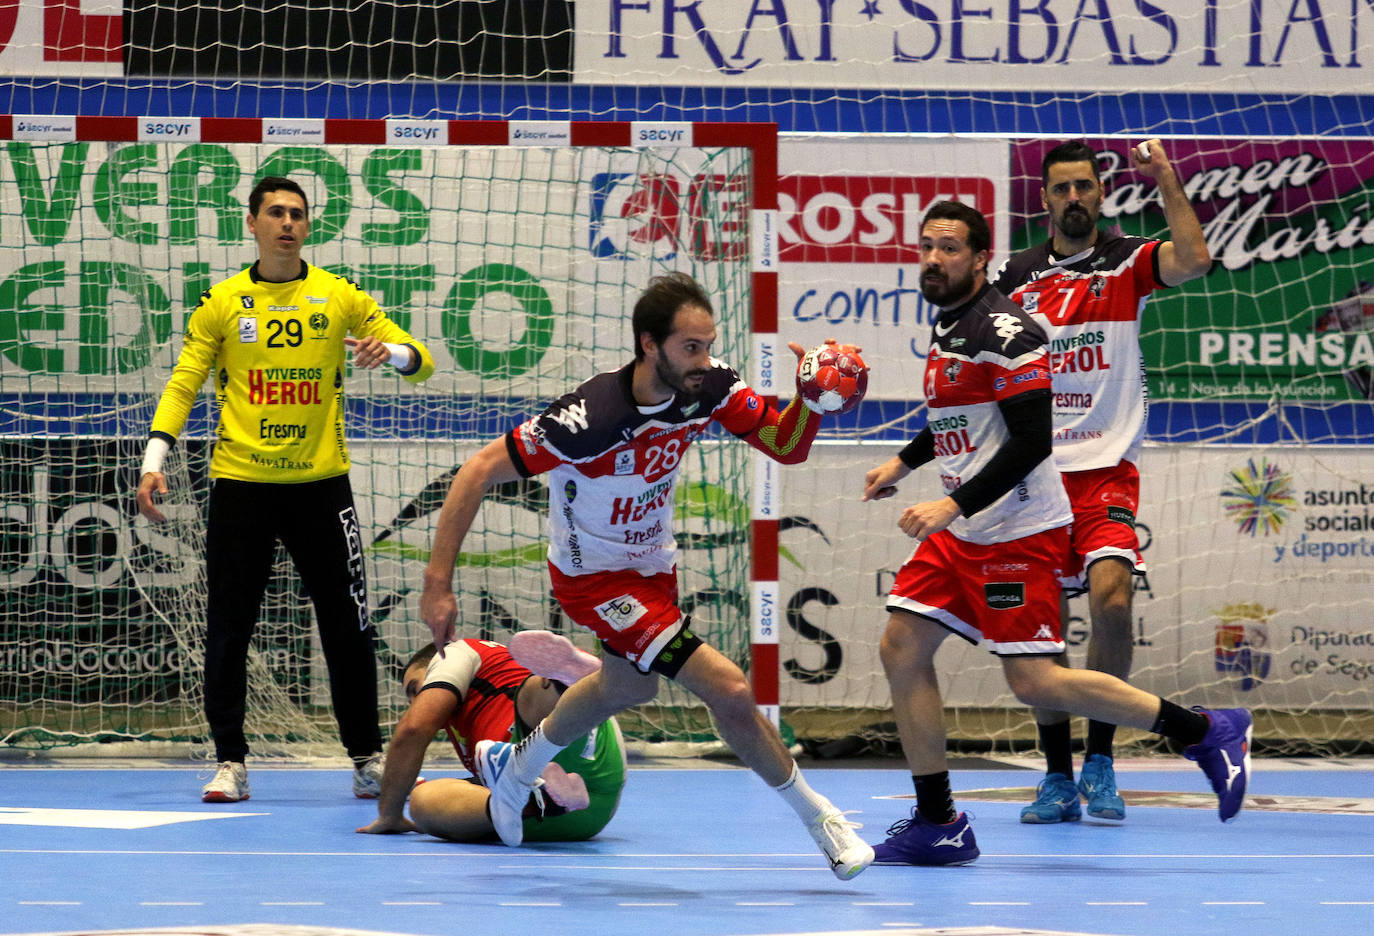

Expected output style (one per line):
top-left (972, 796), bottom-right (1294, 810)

top-left (1214, 602), bottom-right (1274, 691)
top-left (1221, 457), bottom-right (1296, 536)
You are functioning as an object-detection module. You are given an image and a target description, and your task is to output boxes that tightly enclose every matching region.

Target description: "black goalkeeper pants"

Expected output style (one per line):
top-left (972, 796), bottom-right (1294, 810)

top-left (203, 474), bottom-right (380, 763)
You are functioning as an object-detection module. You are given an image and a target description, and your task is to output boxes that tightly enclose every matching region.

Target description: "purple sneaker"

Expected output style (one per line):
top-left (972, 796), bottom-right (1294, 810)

top-left (1184, 707), bottom-right (1253, 822)
top-left (871, 809), bottom-right (979, 866)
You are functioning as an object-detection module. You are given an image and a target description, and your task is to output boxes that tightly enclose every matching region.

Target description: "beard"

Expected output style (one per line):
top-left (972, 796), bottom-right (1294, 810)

top-left (1056, 203), bottom-right (1097, 240)
top-left (920, 266), bottom-right (977, 306)
top-left (655, 355), bottom-right (707, 397)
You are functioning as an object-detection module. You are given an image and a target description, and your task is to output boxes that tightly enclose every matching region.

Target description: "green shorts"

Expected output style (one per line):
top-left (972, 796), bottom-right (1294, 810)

top-left (514, 716), bottom-right (627, 842)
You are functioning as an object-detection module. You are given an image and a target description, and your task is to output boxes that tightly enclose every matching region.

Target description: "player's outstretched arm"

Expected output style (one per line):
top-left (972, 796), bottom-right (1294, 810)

top-left (1134, 139), bottom-right (1211, 286)
top-left (744, 339), bottom-right (865, 465)
top-left (356, 688), bottom-right (456, 834)
top-left (421, 436), bottom-right (523, 654)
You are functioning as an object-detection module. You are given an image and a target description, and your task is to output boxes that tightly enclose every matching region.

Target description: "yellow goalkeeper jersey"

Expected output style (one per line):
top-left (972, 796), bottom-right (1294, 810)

top-left (150, 261), bottom-right (435, 483)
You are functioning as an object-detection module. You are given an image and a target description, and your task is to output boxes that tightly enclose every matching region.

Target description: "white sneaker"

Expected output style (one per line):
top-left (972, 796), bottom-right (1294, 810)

top-left (508, 630), bottom-right (601, 685)
top-left (352, 753), bottom-right (385, 799)
top-left (806, 809), bottom-right (874, 880)
top-left (202, 761), bottom-right (250, 803)
top-left (474, 739), bottom-right (537, 847)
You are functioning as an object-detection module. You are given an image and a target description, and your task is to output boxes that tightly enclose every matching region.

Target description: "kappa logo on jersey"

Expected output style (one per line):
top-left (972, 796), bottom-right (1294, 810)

top-left (238, 317), bottom-right (258, 343)
top-left (614, 449), bottom-right (635, 475)
top-left (518, 418), bottom-right (546, 455)
top-left (548, 400), bottom-right (590, 433)
top-left (595, 594), bottom-right (648, 632)
top-left (990, 311), bottom-right (1025, 349)
top-left (984, 582), bottom-right (1026, 610)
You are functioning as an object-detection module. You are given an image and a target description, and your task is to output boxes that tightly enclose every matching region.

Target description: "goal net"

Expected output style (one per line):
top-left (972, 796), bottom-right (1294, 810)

top-left (776, 133), bottom-right (1374, 758)
top-left (0, 123), bottom-right (764, 755)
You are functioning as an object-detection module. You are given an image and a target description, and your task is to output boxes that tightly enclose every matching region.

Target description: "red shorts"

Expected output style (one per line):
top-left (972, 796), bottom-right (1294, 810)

top-left (548, 564), bottom-right (685, 673)
top-left (886, 526), bottom-right (1070, 656)
top-left (1060, 460), bottom-right (1145, 592)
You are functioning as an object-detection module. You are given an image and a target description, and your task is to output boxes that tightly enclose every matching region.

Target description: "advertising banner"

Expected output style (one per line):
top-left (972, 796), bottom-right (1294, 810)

top-left (0, 0), bottom-right (121, 77)
top-left (575, 0), bottom-right (1374, 94)
top-left (778, 135), bottom-right (1009, 407)
top-left (1009, 137), bottom-right (1374, 404)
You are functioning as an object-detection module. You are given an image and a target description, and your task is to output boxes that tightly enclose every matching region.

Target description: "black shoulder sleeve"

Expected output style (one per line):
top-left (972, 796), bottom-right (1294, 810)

top-left (948, 390), bottom-right (1053, 517)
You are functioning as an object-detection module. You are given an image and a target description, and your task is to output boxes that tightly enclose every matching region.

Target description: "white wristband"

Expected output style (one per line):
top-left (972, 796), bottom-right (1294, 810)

top-left (141, 437), bottom-right (171, 476)
top-left (383, 343), bottom-right (414, 370)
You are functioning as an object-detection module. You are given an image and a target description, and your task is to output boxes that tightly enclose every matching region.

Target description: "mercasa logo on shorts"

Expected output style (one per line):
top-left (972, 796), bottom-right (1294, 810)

top-left (595, 594), bottom-right (648, 632)
top-left (247, 367), bottom-right (325, 405)
top-left (984, 582), bottom-right (1026, 610)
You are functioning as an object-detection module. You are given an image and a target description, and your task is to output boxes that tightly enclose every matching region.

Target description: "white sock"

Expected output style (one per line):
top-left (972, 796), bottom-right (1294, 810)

top-left (512, 722), bottom-right (565, 785)
top-left (773, 761), bottom-right (832, 822)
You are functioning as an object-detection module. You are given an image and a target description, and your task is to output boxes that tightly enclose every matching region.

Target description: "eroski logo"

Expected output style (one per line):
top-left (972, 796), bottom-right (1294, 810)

top-left (779, 175), bottom-right (995, 263)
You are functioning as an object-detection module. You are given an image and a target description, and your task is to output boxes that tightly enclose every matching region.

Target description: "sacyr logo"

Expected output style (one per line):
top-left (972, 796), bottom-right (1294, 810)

top-left (1221, 457), bottom-right (1296, 536)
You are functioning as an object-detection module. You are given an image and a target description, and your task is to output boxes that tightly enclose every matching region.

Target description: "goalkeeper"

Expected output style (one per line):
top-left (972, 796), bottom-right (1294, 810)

top-left (990, 140), bottom-right (1212, 824)
top-left (357, 631), bottom-right (623, 842)
top-left (419, 272), bottom-right (874, 880)
top-left (136, 176), bottom-right (435, 804)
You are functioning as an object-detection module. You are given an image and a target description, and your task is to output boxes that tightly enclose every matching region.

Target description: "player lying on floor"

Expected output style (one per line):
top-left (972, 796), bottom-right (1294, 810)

top-left (357, 631), bottom-right (625, 842)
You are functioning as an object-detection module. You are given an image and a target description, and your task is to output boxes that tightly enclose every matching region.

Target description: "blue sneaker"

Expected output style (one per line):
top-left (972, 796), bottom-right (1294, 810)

top-left (1020, 773), bottom-right (1082, 823)
top-left (871, 809), bottom-right (979, 866)
top-left (1077, 754), bottom-right (1125, 821)
top-left (474, 739), bottom-right (538, 846)
top-left (1184, 707), bottom-right (1252, 822)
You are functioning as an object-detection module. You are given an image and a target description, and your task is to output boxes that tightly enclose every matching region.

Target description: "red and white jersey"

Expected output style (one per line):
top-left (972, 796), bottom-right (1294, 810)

top-left (507, 359), bottom-right (767, 576)
top-left (420, 638), bottom-right (529, 774)
top-left (992, 234), bottom-right (1164, 471)
top-left (924, 286), bottom-right (1072, 545)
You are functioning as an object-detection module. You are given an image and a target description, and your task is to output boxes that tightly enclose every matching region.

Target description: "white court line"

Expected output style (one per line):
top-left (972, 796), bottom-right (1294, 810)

top-left (1322, 901), bottom-right (1374, 905)
top-left (1203, 901), bottom-right (1266, 906)
top-left (18, 901), bottom-right (81, 906)
top-left (261, 901), bottom-right (324, 906)
top-left (1087, 901), bottom-right (1148, 906)
top-left (970, 901), bottom-right (1030, 906)
top-left (854, 901), bottom-right (916, 906)
top-left (140, 901), bottom-right (204, 906)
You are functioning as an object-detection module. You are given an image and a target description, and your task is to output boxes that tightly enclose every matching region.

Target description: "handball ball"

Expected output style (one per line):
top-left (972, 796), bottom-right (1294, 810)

top-left (797, 343), bottom-right (869, 414)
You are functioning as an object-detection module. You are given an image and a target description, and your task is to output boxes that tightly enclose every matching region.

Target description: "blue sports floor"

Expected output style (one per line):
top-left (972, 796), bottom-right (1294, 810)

top-left (2, 756), bottom-right (1372, 936)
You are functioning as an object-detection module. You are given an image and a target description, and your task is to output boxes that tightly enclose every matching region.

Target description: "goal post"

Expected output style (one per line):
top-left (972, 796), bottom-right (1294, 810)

top-left (0, 117), bottom-right (779, 755)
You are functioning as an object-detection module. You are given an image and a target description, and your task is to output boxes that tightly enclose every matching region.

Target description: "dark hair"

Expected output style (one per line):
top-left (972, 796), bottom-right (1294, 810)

top-left (402, 644), bottom-right (438, 682)
top-left (249, 176), bottom-right (310, 216)
top-left (632, 272), bottom-right (713, 361)
top-left (1041, 140), bottom-right (1101, 185)
top-left (920, 201), bottom-right (991, 255)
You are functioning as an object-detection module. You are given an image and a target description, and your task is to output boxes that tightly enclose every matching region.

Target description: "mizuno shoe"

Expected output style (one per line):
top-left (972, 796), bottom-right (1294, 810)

top-left (1077, 754), bottom-right (1126, 821)
top-left (871, 809), bottom-right (980, 866)
top-left (475, 739), bottom-right (538, 846)
top-left (1019, 773), bottom-right (1082, 824)
top-left (805, 809), bottom-right (874, 880)
top-left (1184, 707), bottom-right (1253, 822)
